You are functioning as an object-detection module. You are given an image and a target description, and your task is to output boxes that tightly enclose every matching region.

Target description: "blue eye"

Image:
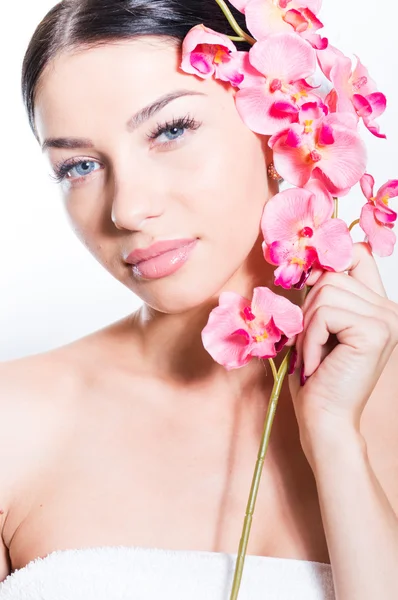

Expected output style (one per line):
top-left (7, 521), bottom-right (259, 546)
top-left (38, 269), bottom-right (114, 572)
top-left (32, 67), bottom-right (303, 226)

top-left (68, 160), bottom-right (99, 178)
top-left (148, 115), bottom-right (201, 145)
top-left (161, 126), bottom-right (185, 142)
top-left (51, 159), bottom-right (101, 184)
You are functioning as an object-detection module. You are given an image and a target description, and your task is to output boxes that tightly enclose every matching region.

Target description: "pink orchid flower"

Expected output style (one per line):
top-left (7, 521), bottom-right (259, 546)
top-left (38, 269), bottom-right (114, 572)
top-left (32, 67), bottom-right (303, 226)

top-left (201, 287), bottom-right (303, 370)
top-left (359, 174), bottom-right (398, 257)
top-left (235, 33), bottom-right (317, 135)
top-left (324, 53), bottom-right (387, 139)
top-left (228, 0), bottom-right (251, 13)
top-left (269, 101), bottom-right (367, 195)
top-left (261, 187), bottom-right (353, 289)
top-left (243, 0), bottom-right (328, 50)
top-left (181, 24), bottom-right (245, 86)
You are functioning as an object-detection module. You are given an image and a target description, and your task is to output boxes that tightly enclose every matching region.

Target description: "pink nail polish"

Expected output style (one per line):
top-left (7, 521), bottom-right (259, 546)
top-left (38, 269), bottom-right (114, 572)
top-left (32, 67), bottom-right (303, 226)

top-left (275, 335), bottom-right (288, 353)
top-left (300, 363), bottom-right (307, 386)
top-left (288, 348), bottom-right (298, 375)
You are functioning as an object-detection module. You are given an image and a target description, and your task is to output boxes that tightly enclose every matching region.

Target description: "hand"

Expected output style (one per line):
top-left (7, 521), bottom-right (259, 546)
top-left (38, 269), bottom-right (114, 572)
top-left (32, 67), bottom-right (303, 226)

top-left (288, 242), bottom-right (398, 449)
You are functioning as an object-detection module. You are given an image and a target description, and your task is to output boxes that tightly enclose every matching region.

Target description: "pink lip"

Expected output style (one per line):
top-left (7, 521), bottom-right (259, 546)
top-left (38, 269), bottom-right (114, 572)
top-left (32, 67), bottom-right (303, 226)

top-left (126, 238), bottom-right (197, 265)
top-left (127, 239), bottom-right (198, 280)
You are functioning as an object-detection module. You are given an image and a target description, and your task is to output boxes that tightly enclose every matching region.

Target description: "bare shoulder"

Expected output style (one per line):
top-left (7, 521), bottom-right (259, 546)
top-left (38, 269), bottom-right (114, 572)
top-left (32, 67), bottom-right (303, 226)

top-left (0, 323), bottom-right (116, 581)
top-left (0, 351), bottom-right (78, 577)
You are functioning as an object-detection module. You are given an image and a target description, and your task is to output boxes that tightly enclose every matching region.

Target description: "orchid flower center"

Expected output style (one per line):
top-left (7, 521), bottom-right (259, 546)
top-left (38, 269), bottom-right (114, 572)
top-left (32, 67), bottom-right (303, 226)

top-left (309, 149), bottom-right (322, 162)
top-left (291, 257), bottom-right (306, 267)
top-left (255, 331), bottom-right (269, 343)
top-left (300, 226), bottom-right (314, 238)
top-left (292, 90), bottom-right (308, 102)
top-left (380, 194), bottom-right (390, 206)
top-left (241, 307), bottom-right (270, 343)
top-left (352, 76), bottom-right (368, 91)
top-left (213, 45), bottom-right (228, 65)
top-left (304, 119), bottom-right (314, 134)
top-left (270, 78), bottom-right (282, 93)
top-left (243, 306), bottom-right (256, 322)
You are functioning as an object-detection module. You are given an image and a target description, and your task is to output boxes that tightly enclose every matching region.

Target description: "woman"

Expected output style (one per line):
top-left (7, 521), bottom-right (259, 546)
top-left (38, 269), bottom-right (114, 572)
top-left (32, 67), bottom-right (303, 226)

top-left (0, 0), bottom-right (397, 598)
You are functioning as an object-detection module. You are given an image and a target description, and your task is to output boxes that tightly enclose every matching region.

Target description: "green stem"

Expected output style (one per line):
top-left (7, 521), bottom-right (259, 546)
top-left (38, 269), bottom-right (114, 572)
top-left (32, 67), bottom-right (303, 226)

top-left (349, 218), bottom-right (360, 232)
top-left (268, 357), bottom-right (278, 381)
top-left (228, 348), bottom-right (292, 600)
top-left (227, 36), bottom-right (247, 42)
top-left (333, 197), bottom-right (339, 219)
top-left (214, 0), bottom-right (257, 45)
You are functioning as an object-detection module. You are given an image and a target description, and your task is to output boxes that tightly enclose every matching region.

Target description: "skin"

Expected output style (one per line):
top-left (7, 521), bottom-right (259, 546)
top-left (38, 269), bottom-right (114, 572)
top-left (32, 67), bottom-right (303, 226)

top-left (0, 38), bottom-right (398, 594)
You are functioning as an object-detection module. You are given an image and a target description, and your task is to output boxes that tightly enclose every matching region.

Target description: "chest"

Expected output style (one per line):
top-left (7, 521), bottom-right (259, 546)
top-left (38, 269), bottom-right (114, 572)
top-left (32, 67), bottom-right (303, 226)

top-left (4, 383), bottom-right (330, 571)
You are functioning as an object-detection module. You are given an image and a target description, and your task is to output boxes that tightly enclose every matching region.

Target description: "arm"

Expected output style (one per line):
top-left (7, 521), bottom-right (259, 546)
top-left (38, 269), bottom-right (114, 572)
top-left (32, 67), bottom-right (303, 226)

top-left (307, 425), bottom-right (398, 600)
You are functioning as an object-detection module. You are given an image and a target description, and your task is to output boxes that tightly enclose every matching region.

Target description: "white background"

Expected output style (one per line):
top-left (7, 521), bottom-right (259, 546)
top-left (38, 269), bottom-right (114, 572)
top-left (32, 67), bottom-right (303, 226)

top-left (0, 0), bottom-right (397, 361)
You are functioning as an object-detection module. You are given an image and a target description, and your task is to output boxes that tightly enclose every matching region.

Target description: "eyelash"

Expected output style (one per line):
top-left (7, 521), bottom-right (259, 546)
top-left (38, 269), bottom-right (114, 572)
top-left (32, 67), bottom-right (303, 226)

top-left (49, 114), bottom-right (202, 185)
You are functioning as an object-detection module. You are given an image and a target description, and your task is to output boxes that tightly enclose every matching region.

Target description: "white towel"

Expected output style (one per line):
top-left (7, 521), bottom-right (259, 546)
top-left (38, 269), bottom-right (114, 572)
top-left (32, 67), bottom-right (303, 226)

top-left (0, 545), bottom-right (335, 599)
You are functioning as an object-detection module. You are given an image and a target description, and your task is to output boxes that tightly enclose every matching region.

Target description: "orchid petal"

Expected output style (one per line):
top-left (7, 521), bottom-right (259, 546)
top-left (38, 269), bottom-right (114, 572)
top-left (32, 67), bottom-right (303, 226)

top-left (201, 292), bottom-right (253, 370)
top-left (283, 8), bottom-right (309, 32)
top-left (228, 0), bottom-right (250, 13)
top-left (314, 219), bottom-right (353, 271)
top-left (236, 87), bottom-right (298, 135)
top-left (352, 94), bottom-right (373, 118)
top-left (249, 33), bottom-right (316, 81)
top-left (360, 203), bottom-right (397, 257)
top-left (301, 32), bottom-right (328, 50)
top-left (234, 52), bottom-right (266, 89)
top-left (316, 124), bottom-right (367, 193)
top-left (245, 0), bottom-right (292, 39)
top-left (251, 287), bottom-right (304, 337)
top-left (318, 123), bottom-right (335, 145)
top-left (261, 187), bottom-right (316, 245)
top-left (360, 174), bottom-right (375, 200)
top-left (377, 180), bottom-right (398, 202)
top-left (317, 44), bottom-right (346, 80)
top-left (366, 92), bottom-right (387, 119)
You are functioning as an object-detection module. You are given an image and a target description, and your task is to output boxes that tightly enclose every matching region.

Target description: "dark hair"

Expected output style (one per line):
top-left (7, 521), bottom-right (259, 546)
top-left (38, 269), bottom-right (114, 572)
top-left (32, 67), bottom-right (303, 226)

top-left (21, 0), bottom-right (250, 141)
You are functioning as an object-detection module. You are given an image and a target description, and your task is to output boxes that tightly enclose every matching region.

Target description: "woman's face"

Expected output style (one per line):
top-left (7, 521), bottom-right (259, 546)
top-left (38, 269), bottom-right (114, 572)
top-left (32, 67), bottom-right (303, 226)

top-left (35, 38), bottom-right (274, 313)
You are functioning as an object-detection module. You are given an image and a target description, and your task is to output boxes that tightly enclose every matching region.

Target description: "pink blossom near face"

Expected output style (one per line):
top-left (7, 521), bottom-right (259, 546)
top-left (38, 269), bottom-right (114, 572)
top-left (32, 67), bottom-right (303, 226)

top-left (268, 102), bottom-right (367, 196)
top-left (235, 32), bottom-right (317, 134)
top-left (324, 53), bottom-right (387, 139)
top-left (228, 0), bottom-right (251, 13)
top-left (359, 174), bottom-right (398, 257)
top-left (243, 0), bottom-right (327, 49)
top-left (181, 24), bottom-right (244, 86)
top-left (261, 187), bottom-right (353, 288)
top-left (201, 287), bottom-right (304, 370)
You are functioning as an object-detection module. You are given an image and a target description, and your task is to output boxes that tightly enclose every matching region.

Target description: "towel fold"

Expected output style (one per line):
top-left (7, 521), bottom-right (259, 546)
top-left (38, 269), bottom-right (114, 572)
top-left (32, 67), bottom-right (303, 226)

top-left (0, 545), bottom-right (335, 600)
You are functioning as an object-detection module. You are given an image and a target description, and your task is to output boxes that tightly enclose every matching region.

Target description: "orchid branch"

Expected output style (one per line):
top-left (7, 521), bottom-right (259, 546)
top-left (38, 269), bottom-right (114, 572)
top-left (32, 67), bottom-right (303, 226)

top-left (333, 197), bottom-right (339, 219)
top-left (227, 36), bottom-right (247, 42)
top-left (349, 218), bottom-right (360, 232)
top-left (229, 348), bottom-right (292, 600)
top-left (268, 357), bottom-right (278, 381)
top-left (214, 0), bottom-right (257, 45)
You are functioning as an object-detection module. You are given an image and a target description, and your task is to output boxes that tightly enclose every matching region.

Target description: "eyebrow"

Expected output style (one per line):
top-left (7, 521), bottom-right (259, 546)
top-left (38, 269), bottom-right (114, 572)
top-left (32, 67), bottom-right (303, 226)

top-left (41, 89), bottom-right (206, 152)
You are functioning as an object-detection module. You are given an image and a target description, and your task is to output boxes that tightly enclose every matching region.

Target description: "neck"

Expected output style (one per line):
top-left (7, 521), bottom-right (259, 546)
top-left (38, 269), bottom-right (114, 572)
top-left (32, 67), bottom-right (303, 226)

top-left (131, 235), bottom-right (304, 400)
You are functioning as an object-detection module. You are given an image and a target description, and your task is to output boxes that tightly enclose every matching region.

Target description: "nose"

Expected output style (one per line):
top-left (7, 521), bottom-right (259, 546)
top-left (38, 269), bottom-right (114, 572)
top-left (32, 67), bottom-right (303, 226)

top-left (111, 171), bottom-right (164, 232)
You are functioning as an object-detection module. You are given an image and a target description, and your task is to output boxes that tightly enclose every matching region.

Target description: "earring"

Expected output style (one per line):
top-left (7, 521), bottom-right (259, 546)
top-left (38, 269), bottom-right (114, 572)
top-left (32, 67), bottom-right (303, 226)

top-left (267, 162), bottom-right (283, 182)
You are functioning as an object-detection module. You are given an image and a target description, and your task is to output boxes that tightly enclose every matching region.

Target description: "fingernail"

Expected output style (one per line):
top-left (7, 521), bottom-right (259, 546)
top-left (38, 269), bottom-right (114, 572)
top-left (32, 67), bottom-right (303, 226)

top-left (288, 347), bottom-right (298, 375)
top-left (300, 363), bottom-right (308, 387)
top-left (293, 268), bottom-right (312, 291)
top-left (275, 335), bottom-right (288, 353)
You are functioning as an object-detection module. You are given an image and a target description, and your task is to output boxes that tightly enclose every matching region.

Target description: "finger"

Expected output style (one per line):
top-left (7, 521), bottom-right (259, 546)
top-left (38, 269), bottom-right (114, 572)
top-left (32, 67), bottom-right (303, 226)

top-left (303, 271), bottom-right (388, 312)
top-left (302, 306), bottom-right (397, 378)
top-left (296, 285), bottom-right (378, 366)
top-left (305, 243), bottom-right (386, 298)
top-left (347, 242), bottom-right (387, 296)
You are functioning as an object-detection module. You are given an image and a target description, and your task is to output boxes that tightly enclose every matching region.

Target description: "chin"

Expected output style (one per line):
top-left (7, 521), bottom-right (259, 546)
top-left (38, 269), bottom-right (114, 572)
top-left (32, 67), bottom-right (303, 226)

top-left (127, 272), bottom-right (237, 316)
